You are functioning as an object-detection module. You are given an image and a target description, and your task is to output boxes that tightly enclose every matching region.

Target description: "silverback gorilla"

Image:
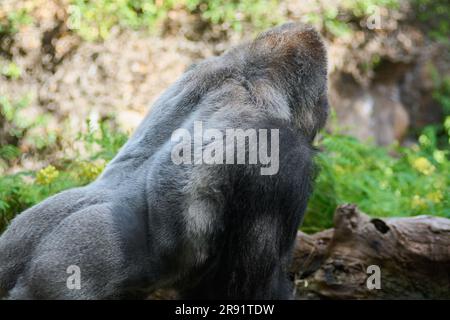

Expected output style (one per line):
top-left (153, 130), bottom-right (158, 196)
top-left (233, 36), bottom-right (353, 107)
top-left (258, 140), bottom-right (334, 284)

top-left (0, 23), bottom-right (328, 299)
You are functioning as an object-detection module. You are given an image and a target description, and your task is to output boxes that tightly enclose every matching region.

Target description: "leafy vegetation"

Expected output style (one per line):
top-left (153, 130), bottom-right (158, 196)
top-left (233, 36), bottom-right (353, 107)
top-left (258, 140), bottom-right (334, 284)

top-left (302, 120), bottom-right (449, 233)
top-left (431, 69), bottom-right (450, 116)
top-left (184, 0), bottom-right (281, 32)
top-left (0, 7), bottom-right (32, 35)
top-left (67, 0), bottom-right (282, 40)
top-left (413, 0), bottom-right (449, 44)
top-left (304, 0), bottom-right (399, 38)
top-left (67, 0), bottom-right (403, 40)
top-left (67, 0), bottom-right (178, 40)
top-left (302, 70), bottom-right (450, 233)
top-left (0, 120), bottom-right (127, 232)
top-left (0, 94), bottom-right (57, 172)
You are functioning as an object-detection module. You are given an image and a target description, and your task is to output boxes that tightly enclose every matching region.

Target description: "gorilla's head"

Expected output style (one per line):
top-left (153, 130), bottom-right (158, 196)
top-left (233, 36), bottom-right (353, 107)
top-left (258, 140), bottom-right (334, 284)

top-left (185, 23), bottom-right (328, 140)
top-left (249, 23), bottom-right (328, 139)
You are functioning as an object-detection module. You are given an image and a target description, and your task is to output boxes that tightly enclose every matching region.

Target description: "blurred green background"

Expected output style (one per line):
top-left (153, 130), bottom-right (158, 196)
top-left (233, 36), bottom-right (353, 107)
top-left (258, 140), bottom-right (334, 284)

top-left (0, 0), bottom-right (449, 233)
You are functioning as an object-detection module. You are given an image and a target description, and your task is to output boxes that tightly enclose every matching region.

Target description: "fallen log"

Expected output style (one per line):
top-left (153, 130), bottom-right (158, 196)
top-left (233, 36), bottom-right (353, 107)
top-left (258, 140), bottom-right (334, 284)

top-left (150, 204), bottom-right (450, 299)
top-left (292, 204), bottom-right (450, 299)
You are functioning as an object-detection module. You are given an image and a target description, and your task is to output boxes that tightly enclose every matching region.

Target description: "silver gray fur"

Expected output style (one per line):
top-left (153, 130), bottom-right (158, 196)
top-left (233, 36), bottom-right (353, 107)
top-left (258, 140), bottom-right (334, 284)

top-left (0, 23), bottom-right (328, 299)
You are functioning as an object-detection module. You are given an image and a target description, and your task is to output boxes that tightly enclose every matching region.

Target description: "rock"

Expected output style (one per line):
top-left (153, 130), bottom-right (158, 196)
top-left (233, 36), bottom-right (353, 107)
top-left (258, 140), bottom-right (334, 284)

top-left (329, 72), bottom-right (410, 145)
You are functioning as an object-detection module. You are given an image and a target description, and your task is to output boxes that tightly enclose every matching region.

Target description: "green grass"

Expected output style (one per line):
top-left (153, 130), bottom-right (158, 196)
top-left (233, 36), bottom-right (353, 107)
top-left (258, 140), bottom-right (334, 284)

top-left (302, 129), bottom-right (449, 233)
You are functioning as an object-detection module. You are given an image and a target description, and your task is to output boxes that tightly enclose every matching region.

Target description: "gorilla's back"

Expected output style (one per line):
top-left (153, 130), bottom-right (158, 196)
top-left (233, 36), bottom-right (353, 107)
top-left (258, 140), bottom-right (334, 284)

top-left (0, 23), bottom-right (327, 299)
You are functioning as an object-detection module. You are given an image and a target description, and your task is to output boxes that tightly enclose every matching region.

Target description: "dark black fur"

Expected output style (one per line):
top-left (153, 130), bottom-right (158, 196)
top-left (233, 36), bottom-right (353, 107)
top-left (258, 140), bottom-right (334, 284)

top-left (180, 122), bottom-right (315, 299)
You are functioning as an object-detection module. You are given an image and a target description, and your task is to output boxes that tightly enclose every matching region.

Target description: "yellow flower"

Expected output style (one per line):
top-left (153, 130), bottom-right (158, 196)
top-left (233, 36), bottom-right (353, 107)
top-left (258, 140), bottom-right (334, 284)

top-left (412, 157), bottom-right (435, 175)
top-left (427, 191), bottom-right (443, 203)
top-left (79, 160), bottom-right (105, 181)
top-left (36, 165), bottom-right (59, 185)
top-left (411, 195), bottom-right (427, 209)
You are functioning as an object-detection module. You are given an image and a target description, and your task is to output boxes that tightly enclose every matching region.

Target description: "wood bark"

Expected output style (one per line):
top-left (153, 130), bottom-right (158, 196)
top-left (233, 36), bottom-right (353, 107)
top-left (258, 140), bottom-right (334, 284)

top-left (292, 204), bottom-right (450, 299)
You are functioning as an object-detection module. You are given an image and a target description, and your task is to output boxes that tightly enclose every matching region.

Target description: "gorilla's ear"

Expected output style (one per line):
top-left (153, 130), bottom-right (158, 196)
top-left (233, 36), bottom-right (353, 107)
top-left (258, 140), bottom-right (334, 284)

top-left (251, 23), bottom-right (327, 69)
